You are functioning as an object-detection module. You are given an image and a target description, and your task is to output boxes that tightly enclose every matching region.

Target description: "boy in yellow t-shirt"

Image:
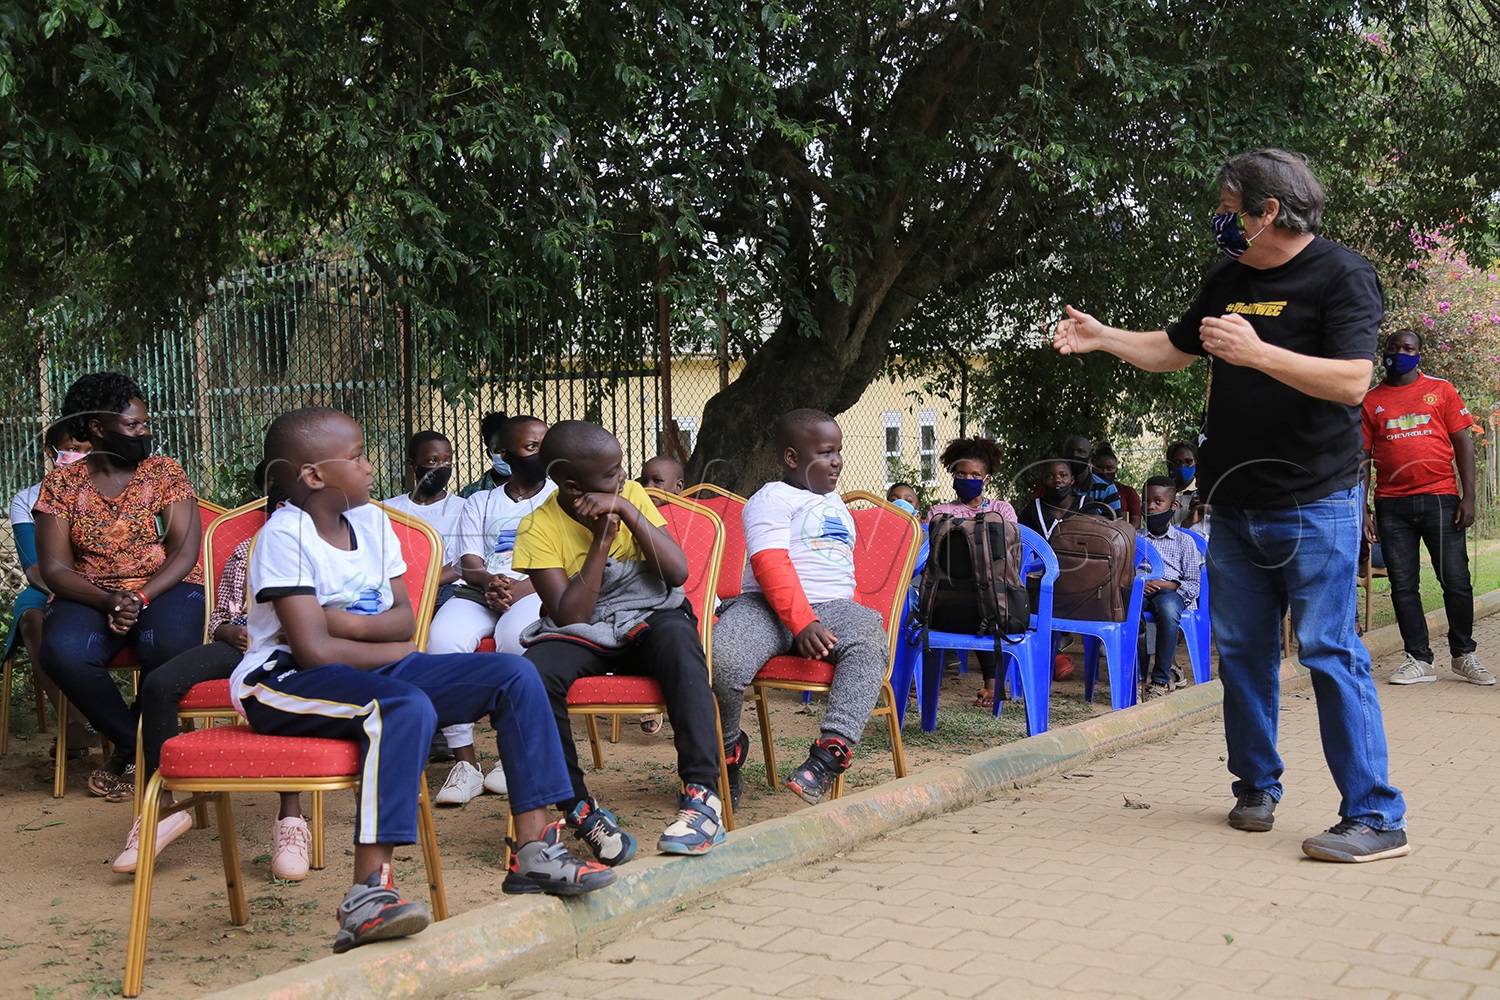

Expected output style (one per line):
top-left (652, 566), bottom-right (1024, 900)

top-left (513, 421), bottom-right (725, 863)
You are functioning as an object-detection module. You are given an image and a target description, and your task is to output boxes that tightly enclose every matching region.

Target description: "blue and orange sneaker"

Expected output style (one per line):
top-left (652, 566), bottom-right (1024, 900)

top-left (503, 820), bottom-right (617, 896)
top-left (332, 864), bottom-right (432, 953)
top-left (566, 797), bottom-right (638, 866)
top-left (657, 783), bottom-right (726, 855)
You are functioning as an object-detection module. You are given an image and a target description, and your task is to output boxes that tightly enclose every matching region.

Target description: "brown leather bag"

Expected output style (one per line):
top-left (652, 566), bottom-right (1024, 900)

top-left (1049, 515), bottom-right (1136, 622)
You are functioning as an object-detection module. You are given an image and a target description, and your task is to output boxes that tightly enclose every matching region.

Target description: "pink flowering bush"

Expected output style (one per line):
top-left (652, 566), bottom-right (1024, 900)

top-left (1385, 230), bottom-right (1500, 423)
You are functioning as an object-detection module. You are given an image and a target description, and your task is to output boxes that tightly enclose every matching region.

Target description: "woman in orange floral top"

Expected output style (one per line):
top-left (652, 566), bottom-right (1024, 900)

top-left (33, 373), bottom-right (205, 801)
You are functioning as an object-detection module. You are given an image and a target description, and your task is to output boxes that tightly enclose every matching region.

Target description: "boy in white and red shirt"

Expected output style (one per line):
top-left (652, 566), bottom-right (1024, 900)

top-left (1362, 327), bottom-right (1489, 686)
top-left (710, 408), bottom-right (889, 807)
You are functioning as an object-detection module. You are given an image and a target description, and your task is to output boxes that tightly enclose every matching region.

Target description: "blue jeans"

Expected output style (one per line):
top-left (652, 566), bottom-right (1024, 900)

top-left (1374, 494), bottom-right (1474, 662)
top-left (41, 582), bottom-right (206, 753)
top-left (1208, 488), bottom-right (1406, 831)
top-left (241, 650), bottom-right (574, 843)
top-left (1140, 589), bottom-right (1186, 687)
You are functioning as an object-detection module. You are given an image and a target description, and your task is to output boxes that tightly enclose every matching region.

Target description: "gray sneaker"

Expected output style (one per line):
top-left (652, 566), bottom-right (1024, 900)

top-left (503, 820), bottom-right (617, 896)
top-left (1302, 819), bottom-right (1411, 863)
top-left (1228, 789), bottom-right (1276, 832)
top-left (1388, 653), bottom-right (1436, 685)
top-left (332, 864), bottom-right (432, 953)
top-left (1451, 653), bottom-right (1495, 686)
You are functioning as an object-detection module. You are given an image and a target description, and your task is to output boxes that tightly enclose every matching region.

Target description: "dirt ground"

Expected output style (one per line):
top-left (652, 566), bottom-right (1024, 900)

top-left (0, 656), bottom-right (1130, 1000)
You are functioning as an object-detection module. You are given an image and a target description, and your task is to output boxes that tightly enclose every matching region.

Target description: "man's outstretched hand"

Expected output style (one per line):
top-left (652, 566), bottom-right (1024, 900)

top-left (1054, 305), bottom-right (1104, 356)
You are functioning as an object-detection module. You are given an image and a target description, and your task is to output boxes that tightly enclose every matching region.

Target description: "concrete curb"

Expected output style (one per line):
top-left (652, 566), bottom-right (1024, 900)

top-left (204, 593), bottom-right (1500, 1000)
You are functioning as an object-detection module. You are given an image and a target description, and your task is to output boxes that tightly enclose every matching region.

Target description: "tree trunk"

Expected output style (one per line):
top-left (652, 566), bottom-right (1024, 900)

top-left (687, 281), bottom-right (912, 494)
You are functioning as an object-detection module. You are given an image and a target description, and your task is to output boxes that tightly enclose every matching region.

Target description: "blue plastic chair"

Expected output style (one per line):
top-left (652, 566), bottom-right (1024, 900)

top-left (892, 524), bottom-right (1060, 736)
top-left (1139, 528), bottom-right (1211, 685)
top-left (1055, 535), bottom-right (1164, 711)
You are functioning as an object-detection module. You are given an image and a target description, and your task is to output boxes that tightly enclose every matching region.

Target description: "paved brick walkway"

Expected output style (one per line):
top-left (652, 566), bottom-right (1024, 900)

top-left (488, 613), bottom-right (1500, 999)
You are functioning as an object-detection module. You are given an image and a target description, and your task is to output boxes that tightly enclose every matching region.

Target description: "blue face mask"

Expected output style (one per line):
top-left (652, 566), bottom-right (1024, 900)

top-left (491, 453), bottom-right (511, 477)
top-left (1169, 462), bottom-right (1196, 487)
top-left (1211, 211), bottom-right (1266, 260)
top-left (891, 498), bottom-right (918, 518)
top-left (953, 477), bottom-right (985, 502)
top-left (1382, 352), bottom-right (1420, 376)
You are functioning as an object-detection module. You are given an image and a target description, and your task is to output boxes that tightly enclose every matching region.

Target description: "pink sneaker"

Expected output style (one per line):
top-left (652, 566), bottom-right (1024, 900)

top-left (271, 816), bottom-right (311, 881)
top-left (112, 810), bottom-right (193, 874)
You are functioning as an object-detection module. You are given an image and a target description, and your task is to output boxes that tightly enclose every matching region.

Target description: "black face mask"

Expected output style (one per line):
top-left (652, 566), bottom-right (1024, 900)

top-left (416, 466), bottom-right (452, 495)
top-left (1067, 459), bottom-right (1089, 482)
top-left (1145, 509), bottom-right (1174, 535)
top-left (100, 430), bottom-right (153, 467)
top-left (1041, 484), bottom-right (1074, 505)
top-left (506, 451), bottom-right (546, 484)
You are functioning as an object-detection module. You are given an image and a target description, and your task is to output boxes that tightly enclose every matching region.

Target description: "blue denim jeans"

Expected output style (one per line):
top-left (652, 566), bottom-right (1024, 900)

top-left (1374, 494), bottom-right (1474, 662)
top-left (41, 582), bottom-right (206, 753)
top-left (1208, 488), bottom-right (1406, 831)
top-left (1140, 589), bottom-right (1185, 687)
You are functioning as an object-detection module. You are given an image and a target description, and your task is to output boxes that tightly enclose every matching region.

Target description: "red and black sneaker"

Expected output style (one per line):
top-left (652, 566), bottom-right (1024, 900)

top-left (723, 731), bottom-right (750, 810)
top-left (786, 736), bottom-right (852, 805)
top-left (332, 863), bottom-right (432, 953)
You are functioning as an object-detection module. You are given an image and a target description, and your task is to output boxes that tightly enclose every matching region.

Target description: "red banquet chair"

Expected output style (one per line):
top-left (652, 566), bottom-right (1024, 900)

top-left (747, 491), bottom-right (920, 799)
top-left (684, 482), bottom-right (749, 603)
top-left (52, 498), bottom-right (227, 797)
top-left (121, 504), bottom-right (447, 997)
top-left (132, 497), bottom-right (268, 817)
top-left (559, 489), bottom-right (740, 830)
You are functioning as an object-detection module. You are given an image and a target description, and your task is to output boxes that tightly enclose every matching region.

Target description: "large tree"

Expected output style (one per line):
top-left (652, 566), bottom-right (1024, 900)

top-left (4, 1), bottom-right (1498, 492)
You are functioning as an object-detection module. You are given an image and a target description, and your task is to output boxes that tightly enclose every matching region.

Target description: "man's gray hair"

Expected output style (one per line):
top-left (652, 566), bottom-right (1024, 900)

top-left (1216, 149), bottom-right (1325, 234)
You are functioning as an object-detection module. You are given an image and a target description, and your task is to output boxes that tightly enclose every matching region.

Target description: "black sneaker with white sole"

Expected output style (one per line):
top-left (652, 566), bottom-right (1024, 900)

top-left (1301, 820), bottom-right (1411, 863)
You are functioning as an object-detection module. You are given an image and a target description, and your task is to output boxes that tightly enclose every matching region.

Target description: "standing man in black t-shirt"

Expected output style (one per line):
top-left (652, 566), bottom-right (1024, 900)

top-left (1052, 149), bottom-right (1409, 863)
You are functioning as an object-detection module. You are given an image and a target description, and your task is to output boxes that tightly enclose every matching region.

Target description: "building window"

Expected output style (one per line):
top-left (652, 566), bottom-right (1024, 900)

top-left (883, 411), bottom-right (902, 484)
top-left (918, 409), bottom-right (937, 483)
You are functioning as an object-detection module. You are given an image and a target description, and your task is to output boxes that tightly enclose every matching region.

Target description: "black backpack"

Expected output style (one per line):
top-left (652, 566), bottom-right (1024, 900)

top-left (914, 512), bottom-right (1031, 650)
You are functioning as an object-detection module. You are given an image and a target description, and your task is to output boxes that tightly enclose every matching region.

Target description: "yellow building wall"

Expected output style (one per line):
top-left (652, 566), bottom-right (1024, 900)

top-left (417, 358), bottom-right (975, 496)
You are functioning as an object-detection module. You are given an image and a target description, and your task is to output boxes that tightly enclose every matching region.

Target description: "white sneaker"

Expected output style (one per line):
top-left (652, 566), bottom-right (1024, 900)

top-left (1388, 653), bottom-right (1436, 685)
top-left (1451, 652), bottom-right (1496, 686)
top-left (271, 816), bottom-right (311, 881)
top-left (482, 762), bottom-right (509, 796)
top-left (434, 760), bottom-right (485, 806)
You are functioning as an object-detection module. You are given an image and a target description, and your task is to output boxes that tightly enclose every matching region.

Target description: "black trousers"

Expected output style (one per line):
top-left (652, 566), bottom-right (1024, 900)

top-left (525, 605), bottom-right (720, 810)
top-left (1375, 493), bottom-right (1475, 661)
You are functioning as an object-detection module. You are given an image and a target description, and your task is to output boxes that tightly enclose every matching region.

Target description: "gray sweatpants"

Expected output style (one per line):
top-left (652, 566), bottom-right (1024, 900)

top-left (711, 592), bottom-right (889, 747)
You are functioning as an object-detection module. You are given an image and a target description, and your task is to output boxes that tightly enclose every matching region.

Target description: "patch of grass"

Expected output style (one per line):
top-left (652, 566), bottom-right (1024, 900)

top-left (1366, 537), bottom-right (1500, 631)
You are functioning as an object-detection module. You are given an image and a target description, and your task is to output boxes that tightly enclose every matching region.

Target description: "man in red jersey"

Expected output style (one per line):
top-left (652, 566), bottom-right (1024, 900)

top-left (1362, 327), bottom-right (1490, 687)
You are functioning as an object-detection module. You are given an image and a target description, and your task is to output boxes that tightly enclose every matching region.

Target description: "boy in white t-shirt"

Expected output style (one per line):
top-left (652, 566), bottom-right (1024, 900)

top-left (426, 415), bottom-right (554, 805)
top-left (232, 408), bottom-right (611, 955)
top-left (710, 408), bottom-right (889, 807)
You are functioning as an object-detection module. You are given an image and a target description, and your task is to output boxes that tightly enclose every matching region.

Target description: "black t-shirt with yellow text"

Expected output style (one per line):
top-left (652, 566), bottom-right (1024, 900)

top-left (1166, 237), bottom-right (1381, 509)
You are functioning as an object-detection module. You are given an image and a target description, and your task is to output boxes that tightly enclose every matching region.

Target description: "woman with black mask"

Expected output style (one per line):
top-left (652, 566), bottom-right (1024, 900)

top-left (32, 372), bottom-right (205, 801)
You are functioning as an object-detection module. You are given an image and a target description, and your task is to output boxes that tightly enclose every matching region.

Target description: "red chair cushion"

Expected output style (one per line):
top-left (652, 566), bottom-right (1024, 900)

top-left (107, 648), bottom-right (140, 669)
top-left (754, 655), bottom-right (835, 686)
top-left (159, 726), bottom-right (359, 779)
top-left (566, 675), bottom-right (666, 707)
top-left (178, 680), bottom-right (233, 712)
top-left (476, 637), bottom-right (497, 653)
